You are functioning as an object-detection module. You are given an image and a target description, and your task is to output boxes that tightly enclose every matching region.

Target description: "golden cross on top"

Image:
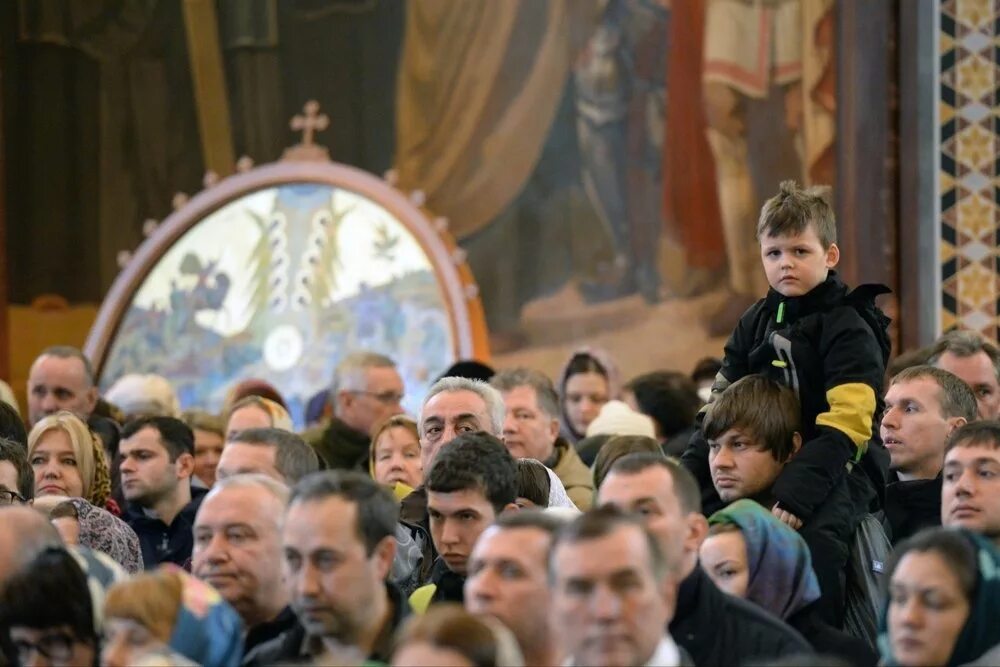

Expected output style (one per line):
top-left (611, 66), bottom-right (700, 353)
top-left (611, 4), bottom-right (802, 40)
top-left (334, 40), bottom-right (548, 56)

top-left (290, 100), bottom-right (329, 147)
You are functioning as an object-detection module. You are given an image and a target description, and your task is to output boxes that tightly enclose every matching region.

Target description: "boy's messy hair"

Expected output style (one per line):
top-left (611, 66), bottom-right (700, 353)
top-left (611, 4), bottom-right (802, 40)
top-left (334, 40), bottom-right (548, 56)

top-left (757, 180), bottom-right (837, 248)
top-left (702, 375), bottom-right (801, 463)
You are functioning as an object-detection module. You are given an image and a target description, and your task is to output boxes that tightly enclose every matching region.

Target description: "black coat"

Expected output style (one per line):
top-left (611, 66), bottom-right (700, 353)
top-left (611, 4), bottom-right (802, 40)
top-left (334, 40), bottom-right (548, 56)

top-left (788, 603), bottom-right (879, 667)
top-left (884, 472), bottom-right (942, 545)
top-left (670, 566), bottom-right (813, 667)
top-left (123, 486), bottom-right (206, 570)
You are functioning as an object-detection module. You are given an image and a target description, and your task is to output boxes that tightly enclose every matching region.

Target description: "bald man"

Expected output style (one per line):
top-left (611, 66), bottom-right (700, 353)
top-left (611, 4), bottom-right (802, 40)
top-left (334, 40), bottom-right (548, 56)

top-left (0, 506), bottom-right (62, 584)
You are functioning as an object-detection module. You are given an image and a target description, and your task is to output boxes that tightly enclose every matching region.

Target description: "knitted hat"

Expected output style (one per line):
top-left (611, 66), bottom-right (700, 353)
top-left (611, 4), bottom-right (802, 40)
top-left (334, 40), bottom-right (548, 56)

top-left (585, 400), bottom-right (656, 438)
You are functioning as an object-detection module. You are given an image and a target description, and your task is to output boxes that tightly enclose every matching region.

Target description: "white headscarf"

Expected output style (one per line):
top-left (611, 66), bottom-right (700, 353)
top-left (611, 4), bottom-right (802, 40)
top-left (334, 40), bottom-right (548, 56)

top-left (544, 466), bottom-right (580, 511)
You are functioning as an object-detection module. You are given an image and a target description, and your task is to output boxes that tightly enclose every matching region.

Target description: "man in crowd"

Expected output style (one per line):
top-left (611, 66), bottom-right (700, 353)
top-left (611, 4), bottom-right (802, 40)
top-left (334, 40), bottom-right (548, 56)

top-left (0, 438), bottom-right (32, 504)
top-left (25, 346), bottom-right (98, 427)
top-left (929, 330), bottom-right (1000, 420)
top-left (120, 416), bottom-right (204, 568)
top-left (192, 474), bottom-right (297, 658)
top-left (882, 366), bottom-right (977, 543)
top-left (217, 427), bottom-right (319, 485)
top-left (0, 506), bottom-right (61, 584)
top-left (465, 512), bottom-right (564, 666)
top-left (491, 368), bottom-right (593, 509)
top-left (622, 371), bottom-right (701, 457)
top-left (549, 507), bottom-right (682, 667)
top-left (942, 421), bottom-right (1000, 549)
top-left (599, 453), bottom-right (810, 665)
top-left (303, 352), bottom-right (405, 470)
top-left (248, 470), bottom-right (406, 665)
top-left (410, 432), bottom-right (518, 611)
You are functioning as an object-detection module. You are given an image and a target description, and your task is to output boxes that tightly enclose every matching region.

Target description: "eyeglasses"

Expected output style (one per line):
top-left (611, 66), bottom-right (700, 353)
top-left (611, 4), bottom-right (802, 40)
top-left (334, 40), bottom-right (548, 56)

top-left (13, 631), bottom-right (78, 662)
top-left (352, 390), bottom-right (404, 406)
top-left (0, 489), bottom-right (25, 505)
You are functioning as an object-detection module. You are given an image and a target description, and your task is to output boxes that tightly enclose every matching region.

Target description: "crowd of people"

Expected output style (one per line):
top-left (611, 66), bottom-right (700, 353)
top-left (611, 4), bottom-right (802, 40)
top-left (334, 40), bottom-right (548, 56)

top-left (1, 181), bottom-right (1000, 666)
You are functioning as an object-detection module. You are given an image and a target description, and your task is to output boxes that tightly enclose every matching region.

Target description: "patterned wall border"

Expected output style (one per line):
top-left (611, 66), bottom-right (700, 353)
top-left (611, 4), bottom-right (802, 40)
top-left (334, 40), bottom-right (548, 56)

top-left (939, 0), bottom-right (1000, 340)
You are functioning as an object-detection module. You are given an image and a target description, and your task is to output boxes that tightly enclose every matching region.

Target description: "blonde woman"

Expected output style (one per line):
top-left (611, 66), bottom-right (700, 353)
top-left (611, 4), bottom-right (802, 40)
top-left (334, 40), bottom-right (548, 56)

top-left (224, 396), bottom-right (293, 441)
top-left (370, 415), bottom-right (423, 499)
top-left (28, 410), bottom-right (116, 514)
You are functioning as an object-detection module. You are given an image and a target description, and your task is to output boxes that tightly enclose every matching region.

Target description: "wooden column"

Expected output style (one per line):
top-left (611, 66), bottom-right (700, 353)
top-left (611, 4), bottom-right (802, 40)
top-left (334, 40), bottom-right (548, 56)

top-left (0, 24), bottom-right (9, 381)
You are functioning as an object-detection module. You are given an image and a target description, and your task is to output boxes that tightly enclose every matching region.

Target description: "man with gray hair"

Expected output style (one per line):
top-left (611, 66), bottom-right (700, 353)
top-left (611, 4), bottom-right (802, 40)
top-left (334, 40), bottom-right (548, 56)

top-left (304, 351), bottom-right (405, 470)
top-left (928, 330), bottom-right (1000, 420)
top-left (0, 506), bottom-right (62, 584)
top-left (26, 345), bottom-right (98, 427)
top-left (491, 368), bottom-right (592, 509)
top-left (192, 474), bottom-right (297, 658)
top-left (218, 428), bottom-right (320, 485)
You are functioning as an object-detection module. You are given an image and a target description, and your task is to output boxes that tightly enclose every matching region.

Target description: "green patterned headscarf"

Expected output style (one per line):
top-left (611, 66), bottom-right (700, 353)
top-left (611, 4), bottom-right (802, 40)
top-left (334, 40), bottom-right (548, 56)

top-left (878, 528), bottom-right (1000, 666)
top-left (707, 499), bottom-right (820, 620)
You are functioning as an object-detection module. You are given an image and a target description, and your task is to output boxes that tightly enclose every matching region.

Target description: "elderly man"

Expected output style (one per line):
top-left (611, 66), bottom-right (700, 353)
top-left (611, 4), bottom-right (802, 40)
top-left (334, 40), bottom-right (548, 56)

top-left (247, 471), bottom-right (407, 665)
top-left (193, 474), bottom-right (297, 658)
top-left (465, 511), bottom-right (564, 666)
top-left (882, 366), bottom-right (977, 543)
top-left (550, 507), bottom-right (682, 667)
top-left (599, 453), bottom-right (810, 666)
top-left (928, 330), bottom-right (1000, 420)
top-left (26, 346), bottom-right (98, 427)
top-left (217, 428), bottom-right (319, 485)
top-left (491, 368), bottom-right (593, 509)
top-left (303, 352), bottom-right (405, 470)
top-left (942, 421), bottom-right (1000, 549)
top-left (0, 506), bottom-right (61, 584)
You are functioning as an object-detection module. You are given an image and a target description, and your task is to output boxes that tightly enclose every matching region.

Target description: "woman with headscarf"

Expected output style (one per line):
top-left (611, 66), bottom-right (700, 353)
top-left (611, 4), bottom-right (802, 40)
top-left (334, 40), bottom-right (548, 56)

top-left (28, 411), bottom-right (118, 514)
top-left (49, 497), bottom-right (144, 574)
top-left (557, 347), bottom-right (620, 445)
top-left (703, 499), bottom-right (878, 666)
top-left (515, 458), bottom-right (580, 512)
top-left (879, 527), bottom-right (1000, 667)
top-left (103, 566), bottom-right (243, 667)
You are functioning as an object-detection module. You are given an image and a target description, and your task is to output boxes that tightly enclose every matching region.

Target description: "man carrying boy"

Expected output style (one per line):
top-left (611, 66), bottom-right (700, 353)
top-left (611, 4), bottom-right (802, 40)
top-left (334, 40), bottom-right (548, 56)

top-left (682, 180), bottom-right (891, 621)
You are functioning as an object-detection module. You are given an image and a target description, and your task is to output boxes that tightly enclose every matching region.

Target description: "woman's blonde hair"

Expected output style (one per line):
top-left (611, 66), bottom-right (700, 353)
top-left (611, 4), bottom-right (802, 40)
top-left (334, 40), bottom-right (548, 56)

top-left (368, 415), bottom-right (420, 474)
top-left (104, 569), bottom-right (184, 644)
top-left (28, 411), bottom-right (111, 507)
top-left (225, 396), bottom-right (293, 433)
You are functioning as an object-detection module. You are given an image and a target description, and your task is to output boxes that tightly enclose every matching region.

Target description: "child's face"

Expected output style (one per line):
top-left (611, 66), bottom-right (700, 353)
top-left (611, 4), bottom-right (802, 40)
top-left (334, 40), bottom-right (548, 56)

top-left (760, 224), bottom-right (840, 297)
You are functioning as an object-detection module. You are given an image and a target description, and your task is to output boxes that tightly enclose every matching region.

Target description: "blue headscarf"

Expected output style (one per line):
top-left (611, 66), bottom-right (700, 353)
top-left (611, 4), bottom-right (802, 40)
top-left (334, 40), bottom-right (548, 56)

top-left (707, 499), bottom-right (821, 620)
top-left (162, 566), bottom-right (244, 667)
top-left (878, 528), bottom-right (1000, 667)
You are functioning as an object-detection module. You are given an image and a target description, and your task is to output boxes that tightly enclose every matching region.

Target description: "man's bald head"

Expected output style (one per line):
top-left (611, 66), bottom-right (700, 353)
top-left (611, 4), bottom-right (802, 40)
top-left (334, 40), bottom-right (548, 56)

top-left (0, 506), bottom-right (61, 584)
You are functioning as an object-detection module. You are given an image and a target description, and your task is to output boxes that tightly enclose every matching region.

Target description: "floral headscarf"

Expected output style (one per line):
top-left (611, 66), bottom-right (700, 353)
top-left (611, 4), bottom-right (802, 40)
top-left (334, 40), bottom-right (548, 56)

top-left (61, 497), bottom-right (143, 573)
top-left (708, 499), bottom-right (821, 620)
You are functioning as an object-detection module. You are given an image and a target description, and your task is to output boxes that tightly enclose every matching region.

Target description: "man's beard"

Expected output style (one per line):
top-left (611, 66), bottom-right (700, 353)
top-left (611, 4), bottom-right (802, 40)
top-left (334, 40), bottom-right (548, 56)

top-left (295, 604), bottom-right (365, 645)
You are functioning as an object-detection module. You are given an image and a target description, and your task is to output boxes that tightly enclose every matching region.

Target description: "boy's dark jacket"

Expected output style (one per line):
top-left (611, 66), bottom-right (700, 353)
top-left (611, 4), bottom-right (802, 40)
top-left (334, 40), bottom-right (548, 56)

top-left (681, 271), bottom-right (892, 520)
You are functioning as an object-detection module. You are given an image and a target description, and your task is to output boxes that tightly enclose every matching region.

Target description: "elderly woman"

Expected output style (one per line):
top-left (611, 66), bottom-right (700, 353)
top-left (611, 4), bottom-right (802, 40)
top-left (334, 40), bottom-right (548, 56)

top-left (49, 497), bottom-right (144, 573)
top-left (370, 415), bottom-right (423, 499)
top-left (702, 499), bottom-right (877, 666)
top-left (103, 566), bottom-right (243, 667)
top-left (28, 411), bottom-right (116, 514)
top-left (879, 527), bottom-right (1000, 667)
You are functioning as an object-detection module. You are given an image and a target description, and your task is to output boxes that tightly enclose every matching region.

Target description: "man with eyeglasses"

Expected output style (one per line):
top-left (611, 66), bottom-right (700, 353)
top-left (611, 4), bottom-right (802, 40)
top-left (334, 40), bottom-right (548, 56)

top-left (304, 352), bottom-right (405, 471)
top-left (0, 437), bottom-right (32, 506)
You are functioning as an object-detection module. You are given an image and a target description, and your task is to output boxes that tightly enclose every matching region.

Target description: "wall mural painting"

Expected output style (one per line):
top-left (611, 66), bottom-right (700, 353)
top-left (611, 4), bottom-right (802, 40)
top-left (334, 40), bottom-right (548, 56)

top-left (99, 183), bottom-right (454, 427)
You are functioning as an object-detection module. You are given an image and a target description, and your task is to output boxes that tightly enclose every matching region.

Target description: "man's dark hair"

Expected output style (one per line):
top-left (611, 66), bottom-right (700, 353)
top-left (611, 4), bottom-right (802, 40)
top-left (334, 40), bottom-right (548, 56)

top-left (0, 438), bottom-right (33, 500)
top-left (121, 416), bottom-right (194, 460)
top-left (550, 505), bottom-right (668, 582)
top-left (690, 357), bottom-right (722, 386)
top-left (516, 459), bottom-right (551, 508)
top-left (494, 509), bottom-right (564, 536)
top-left (291, 470), bottom-right (399, 556)
top-left (608, 452), bottom-right (702, 514)
top-left (37, 346), bottom-right (96, 386)
top-left (945, 420), bottom-right (1000, 453)
top-left (0, 402), bottom-right (26, 448)
top-left (229, 428), bottom-right (320, 484)
top-left (891, 365), bottom-right (979, 423)
top-left (592, 435), bottom-right (663, 490)
top-left (702, 375), bottom-right (801, 463)
top-left (623, 371), bottom-right (701, 438)
top-left (927, 330), bottom-right (1000, 381)
top-left (0, 547), bottom-right (95, 640)
top-left (426, 432), bottom-right (517, 514)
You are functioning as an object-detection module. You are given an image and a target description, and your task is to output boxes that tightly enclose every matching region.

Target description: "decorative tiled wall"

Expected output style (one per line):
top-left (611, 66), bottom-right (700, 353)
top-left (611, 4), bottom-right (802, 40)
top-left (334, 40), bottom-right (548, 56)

top-left (939, 0), bottom-right (1000, 339)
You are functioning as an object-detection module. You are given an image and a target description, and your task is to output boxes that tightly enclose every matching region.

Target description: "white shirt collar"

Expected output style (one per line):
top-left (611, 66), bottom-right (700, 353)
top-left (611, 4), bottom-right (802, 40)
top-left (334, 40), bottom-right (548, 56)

top-left (564, 634), bottom-right (681, 667)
